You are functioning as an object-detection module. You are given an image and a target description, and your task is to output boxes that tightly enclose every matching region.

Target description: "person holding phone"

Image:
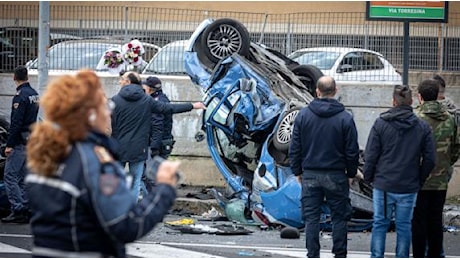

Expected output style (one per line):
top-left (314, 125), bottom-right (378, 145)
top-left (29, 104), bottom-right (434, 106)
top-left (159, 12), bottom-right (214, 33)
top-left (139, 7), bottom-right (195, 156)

top-left (25, 70), bottom-right (180, 257)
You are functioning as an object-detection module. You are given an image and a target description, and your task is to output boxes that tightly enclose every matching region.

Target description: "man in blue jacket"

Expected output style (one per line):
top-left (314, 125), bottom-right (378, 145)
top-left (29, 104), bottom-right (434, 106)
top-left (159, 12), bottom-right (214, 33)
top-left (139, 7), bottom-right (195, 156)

top-left (2, 66), bottom-right (39, 224)
top-left (289, 76), bottom-right (359, 258)
top-left (363, 84), bottom-right (436, 258)
top-left (111, 72), bottom-right (205, 202)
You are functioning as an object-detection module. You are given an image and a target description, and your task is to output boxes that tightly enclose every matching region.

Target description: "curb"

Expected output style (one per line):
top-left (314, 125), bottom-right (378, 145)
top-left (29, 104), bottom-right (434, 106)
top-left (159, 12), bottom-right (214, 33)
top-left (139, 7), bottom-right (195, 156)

top-left (171, 186), bottom-right (460, 230)
top-left (172, 197), bottom-right (220, 215)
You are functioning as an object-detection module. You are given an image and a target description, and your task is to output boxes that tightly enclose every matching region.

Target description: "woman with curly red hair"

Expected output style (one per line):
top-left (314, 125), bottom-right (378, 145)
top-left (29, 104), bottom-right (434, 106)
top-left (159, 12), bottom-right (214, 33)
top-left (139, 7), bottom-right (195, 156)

top-left (25, 69), bottom-right (179, 257)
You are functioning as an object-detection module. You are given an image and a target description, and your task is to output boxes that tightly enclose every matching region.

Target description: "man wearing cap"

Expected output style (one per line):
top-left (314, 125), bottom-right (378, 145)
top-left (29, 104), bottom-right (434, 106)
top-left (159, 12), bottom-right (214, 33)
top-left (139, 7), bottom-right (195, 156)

top-left (142, 76), bottom-right (174, 159)
top-left (111, 71), bottom-right (205, 202)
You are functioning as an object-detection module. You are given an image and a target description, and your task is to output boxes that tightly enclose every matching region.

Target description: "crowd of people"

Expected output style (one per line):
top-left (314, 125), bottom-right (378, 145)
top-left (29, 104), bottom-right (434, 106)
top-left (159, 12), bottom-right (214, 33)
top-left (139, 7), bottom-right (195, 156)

top-left (1, 67), bottom-right (205, 257)
top-left (289, 75), bottom-right (459, 258)
top-left (0, 65), bottom-right (459, 257)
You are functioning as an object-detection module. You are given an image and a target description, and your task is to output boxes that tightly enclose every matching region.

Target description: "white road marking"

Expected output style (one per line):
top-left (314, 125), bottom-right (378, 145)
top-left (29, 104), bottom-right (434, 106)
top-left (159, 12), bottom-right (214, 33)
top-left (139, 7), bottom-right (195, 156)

top-left (262, 249), bottom-right (372, 258)
top-left (0, 233), bottom-right (458, 258)
top-left (0, 242), bottom-right (30, 254)
top-left (158, 241), bottom-right (375, 257)
top-left (127, 242), bottom-right (222, 258)
top-left (0, 234), bottom-right (32, 238)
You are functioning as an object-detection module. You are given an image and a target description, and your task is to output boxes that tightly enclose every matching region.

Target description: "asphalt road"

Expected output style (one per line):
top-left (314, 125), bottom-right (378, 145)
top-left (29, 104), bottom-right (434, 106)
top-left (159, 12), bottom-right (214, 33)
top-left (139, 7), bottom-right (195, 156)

top-left (0, 214), bottom-right (459, 258)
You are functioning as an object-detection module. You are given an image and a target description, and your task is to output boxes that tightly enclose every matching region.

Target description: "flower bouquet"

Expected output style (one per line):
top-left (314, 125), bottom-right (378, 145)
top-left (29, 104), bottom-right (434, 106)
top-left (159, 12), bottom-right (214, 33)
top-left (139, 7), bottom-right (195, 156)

top-left (122, 39), bottom-right (145, 67)
top-left (104, 50), bottom-right (124, 69)
top-left (96, 47), bottom-right (124, 74)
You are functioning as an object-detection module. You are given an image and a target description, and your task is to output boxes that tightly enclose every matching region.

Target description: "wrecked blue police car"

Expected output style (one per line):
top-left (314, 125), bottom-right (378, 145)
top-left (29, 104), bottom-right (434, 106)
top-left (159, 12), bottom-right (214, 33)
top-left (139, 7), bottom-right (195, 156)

top-left (184, 18), bottom-right (373, 230)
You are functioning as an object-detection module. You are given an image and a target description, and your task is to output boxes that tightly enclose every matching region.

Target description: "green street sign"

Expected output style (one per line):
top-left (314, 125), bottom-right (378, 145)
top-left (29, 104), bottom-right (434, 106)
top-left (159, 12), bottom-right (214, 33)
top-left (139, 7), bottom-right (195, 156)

top-left (366, 1), bottom-right (448, 23)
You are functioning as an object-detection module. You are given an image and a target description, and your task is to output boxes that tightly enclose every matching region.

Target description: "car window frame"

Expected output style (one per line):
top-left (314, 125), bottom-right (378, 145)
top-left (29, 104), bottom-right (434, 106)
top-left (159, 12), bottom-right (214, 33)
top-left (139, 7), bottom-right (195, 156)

top-left (143, 42), bottom-right (187, 75)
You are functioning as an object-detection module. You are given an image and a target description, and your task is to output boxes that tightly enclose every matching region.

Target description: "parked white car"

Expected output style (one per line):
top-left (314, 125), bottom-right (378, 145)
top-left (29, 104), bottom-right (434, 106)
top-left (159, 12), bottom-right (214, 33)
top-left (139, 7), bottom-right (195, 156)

top-left (288, 47), bottom-right (402, 85)
top-left (27, 39), bottom-right (160, 75)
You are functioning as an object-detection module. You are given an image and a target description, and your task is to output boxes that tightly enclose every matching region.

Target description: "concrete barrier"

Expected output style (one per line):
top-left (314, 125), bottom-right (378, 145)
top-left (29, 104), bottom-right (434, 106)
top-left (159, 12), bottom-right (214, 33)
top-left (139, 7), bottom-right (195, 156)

top-left (1, 72), bottom-right (459, 197)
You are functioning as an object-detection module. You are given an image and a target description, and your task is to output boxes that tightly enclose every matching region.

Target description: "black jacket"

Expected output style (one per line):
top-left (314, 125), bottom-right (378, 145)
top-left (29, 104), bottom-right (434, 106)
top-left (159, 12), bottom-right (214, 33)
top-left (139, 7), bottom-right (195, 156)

top-left (289, 98), bottom-right (359, 178)
top-left (6, 82), bottom-right (39, 147)
top-left (150, 89), bottom-right (173, 150)
top-left (111, 84), bottom-right (192, 163)
top-left (363, 105), bottom-right (436, 193)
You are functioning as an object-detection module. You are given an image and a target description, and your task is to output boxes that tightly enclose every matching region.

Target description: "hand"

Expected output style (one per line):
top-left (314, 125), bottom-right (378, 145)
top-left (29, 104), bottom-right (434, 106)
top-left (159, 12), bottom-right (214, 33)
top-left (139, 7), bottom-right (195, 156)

top-left (296, 175), bottom-right (302, 184)
top-left (4, 147), bottom-right (13, 156)
top-left (348, 178), bottom-right (354, 186)
top-left (155, 160), bottom-right (181, 187)
top-left (355, 169), bottom-right (364, 180)
top-left (192, 102), bottom-right (206, 110)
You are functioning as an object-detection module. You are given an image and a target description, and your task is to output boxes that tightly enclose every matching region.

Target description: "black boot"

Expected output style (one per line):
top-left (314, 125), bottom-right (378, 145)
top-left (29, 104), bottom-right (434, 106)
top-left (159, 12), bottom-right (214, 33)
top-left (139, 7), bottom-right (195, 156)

top-left (1, 211), bottom-right (30, 224)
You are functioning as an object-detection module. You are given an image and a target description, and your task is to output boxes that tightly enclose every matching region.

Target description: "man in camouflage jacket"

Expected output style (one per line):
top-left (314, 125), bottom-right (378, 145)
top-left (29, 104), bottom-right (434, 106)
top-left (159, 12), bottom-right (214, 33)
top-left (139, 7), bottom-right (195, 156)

top-left (412, 79), bottom-right (460, 258)
top-left (434, 74), bottom-right (460, 126)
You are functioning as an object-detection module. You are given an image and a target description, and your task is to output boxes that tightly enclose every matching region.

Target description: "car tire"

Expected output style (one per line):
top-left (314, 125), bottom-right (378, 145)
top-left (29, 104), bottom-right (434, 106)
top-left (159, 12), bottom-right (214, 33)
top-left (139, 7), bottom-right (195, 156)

top-left (292, 65), bottom-right (323, 97)
top-left (200, 18), bottom-right (250, 63)
top-left (273, 108), bottom-right (300, 152)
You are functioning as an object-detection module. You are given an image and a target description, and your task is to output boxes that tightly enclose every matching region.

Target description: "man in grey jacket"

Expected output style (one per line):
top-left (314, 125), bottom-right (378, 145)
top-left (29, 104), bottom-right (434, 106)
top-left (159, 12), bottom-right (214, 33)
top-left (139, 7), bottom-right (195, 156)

top-left (111, 71), bottom-right (205, 201)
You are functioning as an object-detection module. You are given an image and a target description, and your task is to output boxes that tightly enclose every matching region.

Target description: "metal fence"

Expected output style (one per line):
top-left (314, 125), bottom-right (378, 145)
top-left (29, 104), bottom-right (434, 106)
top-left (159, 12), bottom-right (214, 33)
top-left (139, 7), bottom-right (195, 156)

top-left (1, 4), bottom-right (459, 73)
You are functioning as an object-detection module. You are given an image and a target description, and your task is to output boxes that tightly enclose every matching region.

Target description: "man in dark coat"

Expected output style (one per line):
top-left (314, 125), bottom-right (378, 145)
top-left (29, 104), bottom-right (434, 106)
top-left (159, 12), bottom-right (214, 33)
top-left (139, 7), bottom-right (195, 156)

top-left (142, 76), bottom-right (174, 159)
top-left (363, 84), bottom-right (436, 258)
top-left (111, 72), bottom-right (205, 201)
top-left (289, 76), bottom-right (359, 258)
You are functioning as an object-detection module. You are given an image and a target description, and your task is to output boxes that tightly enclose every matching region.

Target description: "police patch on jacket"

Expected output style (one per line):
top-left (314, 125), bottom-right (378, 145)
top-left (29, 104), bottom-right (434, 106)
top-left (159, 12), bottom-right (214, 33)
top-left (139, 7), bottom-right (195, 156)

top-left (99, 174), bottom-right (119, 196)
top-left (94, 146), bottom-right (114, 163)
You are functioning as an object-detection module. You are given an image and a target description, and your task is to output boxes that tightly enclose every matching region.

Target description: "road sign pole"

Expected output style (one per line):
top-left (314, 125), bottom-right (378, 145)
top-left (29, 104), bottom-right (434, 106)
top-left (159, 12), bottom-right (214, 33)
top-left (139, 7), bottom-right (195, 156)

top-left (402, 21), bottom-right (409, 86)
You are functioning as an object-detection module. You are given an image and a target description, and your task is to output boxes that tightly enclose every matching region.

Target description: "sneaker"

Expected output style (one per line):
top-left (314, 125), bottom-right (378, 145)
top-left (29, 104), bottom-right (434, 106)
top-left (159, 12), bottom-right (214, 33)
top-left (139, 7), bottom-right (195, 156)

top-left (1, 212), bottom-right (30, 224)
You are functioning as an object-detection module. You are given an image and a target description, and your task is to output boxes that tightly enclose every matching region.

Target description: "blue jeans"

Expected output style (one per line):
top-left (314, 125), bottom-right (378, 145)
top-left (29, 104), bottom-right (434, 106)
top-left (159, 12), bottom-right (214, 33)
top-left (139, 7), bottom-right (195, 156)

top-left (370, 188), bottom-right (417, 258)
top-left (140, 151), bottom-right (155, 197)
top-left (123, 161), bottom-right (145, 201)
top-left (301, 171), bottom-right (352, 258)
top-left (4, 145), bottom-right (29, 213)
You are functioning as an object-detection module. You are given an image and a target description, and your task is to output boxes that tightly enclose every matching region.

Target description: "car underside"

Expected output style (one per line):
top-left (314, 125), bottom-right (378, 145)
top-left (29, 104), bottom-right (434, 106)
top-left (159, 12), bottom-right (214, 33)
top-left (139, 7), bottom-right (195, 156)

top-left (185, 18), bottom-right (374, 230)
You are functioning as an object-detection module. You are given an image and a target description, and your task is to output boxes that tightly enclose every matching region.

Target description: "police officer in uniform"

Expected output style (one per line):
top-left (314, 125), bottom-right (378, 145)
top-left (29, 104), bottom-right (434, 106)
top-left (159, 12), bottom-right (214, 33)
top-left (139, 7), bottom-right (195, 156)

top-left (1, 65), bottom-right (39, 224)
top-left (143, 76), bottom-right (175, 159)
top-left (25, 70), bottom-right (179, 257)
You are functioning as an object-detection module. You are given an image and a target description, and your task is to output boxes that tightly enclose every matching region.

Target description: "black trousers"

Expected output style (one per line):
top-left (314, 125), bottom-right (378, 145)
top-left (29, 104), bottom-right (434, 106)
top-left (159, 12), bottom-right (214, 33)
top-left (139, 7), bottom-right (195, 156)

top-left (411, 190), bottom-right (446, 258)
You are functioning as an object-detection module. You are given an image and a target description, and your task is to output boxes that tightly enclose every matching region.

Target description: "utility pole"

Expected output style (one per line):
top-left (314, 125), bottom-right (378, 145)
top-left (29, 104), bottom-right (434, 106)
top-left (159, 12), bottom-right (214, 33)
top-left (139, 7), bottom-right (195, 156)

top-left (38, 2), bottom-right (50, 98)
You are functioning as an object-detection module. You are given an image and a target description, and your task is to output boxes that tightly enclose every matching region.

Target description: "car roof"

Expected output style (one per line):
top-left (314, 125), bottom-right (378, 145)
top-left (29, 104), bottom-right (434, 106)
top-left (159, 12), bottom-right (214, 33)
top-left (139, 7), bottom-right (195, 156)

top-left (83, 36), bottom-right (162, 48)
top-left (162, 40), bottom-right (189, 47)
top-left (0, 26), bottom-right (38, 32)
top-left (49, 38), bottom-right (161, 49)
top-left (292, 47), bottom-right (384, 57)
top-left (50, 33), bottom-right (82, 40)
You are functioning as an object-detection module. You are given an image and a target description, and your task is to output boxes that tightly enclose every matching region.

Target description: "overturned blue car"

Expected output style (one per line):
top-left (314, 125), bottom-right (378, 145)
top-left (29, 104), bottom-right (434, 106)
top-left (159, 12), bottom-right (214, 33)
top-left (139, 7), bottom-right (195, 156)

top-left (184, 18), bottom-right (373, 230)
